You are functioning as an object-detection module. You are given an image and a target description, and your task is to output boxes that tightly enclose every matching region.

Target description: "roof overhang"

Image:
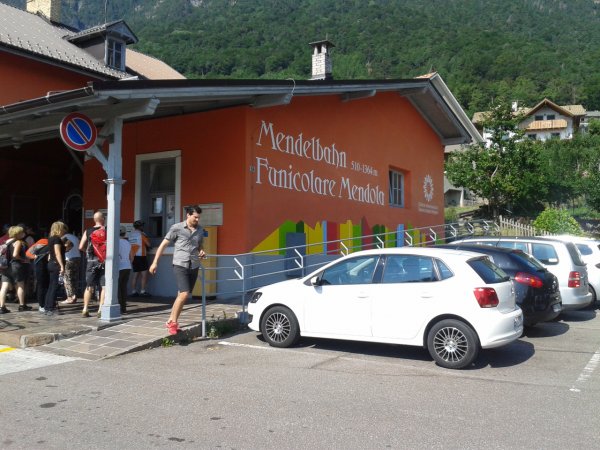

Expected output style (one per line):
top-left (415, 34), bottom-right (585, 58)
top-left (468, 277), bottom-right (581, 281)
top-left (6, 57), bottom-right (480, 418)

top-left (0, 75), bottom-right (483, 149)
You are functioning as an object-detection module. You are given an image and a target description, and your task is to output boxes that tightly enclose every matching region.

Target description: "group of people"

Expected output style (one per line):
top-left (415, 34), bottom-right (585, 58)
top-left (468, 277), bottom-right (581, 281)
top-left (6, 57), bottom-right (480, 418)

top-left (0, 221), bottom-right (81, 315)
top-left (0, 206), bottom-right (205, 336)
top-left (0, 212), bottom-right (153, 317)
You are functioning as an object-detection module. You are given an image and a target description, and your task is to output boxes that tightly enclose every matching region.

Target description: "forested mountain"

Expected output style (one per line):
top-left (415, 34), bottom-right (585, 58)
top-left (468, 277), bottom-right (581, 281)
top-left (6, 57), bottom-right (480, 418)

top-left (5, 0), bottom-right (600, 115)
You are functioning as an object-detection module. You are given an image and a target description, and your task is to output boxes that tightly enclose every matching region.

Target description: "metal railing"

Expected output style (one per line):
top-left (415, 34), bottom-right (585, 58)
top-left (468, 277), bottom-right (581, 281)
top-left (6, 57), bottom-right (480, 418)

top-left (196, 219), bottom-right (499, 324)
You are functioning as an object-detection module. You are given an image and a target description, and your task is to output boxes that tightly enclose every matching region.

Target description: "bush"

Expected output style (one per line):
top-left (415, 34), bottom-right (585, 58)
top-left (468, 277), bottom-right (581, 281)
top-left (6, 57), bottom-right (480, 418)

top-left (532, 208), bottom-right (583, 235)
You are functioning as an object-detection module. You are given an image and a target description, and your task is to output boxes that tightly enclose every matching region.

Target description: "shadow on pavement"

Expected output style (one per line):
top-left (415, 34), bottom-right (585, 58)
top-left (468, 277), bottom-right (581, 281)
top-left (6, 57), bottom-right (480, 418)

top-left (475, 340), bottom-right (535, 369)
top-left (522, 321), bottom-right (570, 338)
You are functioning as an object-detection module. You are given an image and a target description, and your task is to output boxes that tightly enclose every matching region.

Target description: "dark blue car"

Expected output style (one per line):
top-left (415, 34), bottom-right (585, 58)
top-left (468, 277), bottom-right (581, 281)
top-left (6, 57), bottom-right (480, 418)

top-left (439, 244), bottom-right (561, 326)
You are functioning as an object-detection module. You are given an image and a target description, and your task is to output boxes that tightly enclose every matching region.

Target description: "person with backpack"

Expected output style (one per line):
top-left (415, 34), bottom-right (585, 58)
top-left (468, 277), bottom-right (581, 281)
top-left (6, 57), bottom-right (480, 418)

top-left (60, 229), bottom-right (81, 304)
top-left (43, 221), bottom-right (67, 316)
top-left (78, 211), bottom-right (106, 318)
top-left (25, 231), bottom-right (50, 312)
top-left (0, 225), bottom-right (32, 313)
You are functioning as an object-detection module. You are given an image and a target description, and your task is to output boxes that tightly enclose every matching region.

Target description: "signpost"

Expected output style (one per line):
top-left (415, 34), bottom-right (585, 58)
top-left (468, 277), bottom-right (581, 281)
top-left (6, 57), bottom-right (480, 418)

top-left (59, 112), bottom-right (97, 151)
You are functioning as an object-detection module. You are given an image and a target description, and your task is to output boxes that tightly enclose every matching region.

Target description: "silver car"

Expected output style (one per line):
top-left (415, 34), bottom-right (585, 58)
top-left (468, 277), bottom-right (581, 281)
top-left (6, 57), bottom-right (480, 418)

top-left (551, 235), bottom-right (600, 308)
top-left (453, 236), bottom-right (593, 311)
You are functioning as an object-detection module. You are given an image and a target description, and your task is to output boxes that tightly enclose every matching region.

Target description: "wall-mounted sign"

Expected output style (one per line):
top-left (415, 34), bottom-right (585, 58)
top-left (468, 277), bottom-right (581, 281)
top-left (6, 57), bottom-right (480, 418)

top-left (59, 112), bottom-right (97, 152)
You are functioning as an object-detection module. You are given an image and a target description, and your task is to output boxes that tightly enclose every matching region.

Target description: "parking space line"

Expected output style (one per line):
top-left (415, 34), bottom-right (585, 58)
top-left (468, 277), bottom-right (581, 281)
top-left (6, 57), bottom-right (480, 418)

top-left (218, 341), bottom-right (278, 351)
top-left (0, 347), bottom-right (16, 353)
top-left (569, 347), bottom-right (600, 393)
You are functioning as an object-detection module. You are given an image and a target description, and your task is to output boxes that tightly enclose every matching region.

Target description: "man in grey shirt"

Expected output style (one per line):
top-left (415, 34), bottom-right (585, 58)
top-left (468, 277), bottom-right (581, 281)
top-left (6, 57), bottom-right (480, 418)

top-left (149, 205), bottom-right (205, 335)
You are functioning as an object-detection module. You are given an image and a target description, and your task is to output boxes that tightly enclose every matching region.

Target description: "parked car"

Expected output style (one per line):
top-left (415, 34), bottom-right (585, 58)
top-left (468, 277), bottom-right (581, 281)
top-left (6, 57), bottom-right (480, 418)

top-left (248, 247), bottom-right (523, 369)
top-left (439, 244), bottom-right (561, 326)
top-left (452, 236), bottom-right (592, 311)
top-left (550, 235), bottom-right (600, 307)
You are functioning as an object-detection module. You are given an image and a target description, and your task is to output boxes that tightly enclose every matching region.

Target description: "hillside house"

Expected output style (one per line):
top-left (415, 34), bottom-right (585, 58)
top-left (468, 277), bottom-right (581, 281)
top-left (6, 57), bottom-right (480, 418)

top-left (473, 98), bottom-right (586, 144)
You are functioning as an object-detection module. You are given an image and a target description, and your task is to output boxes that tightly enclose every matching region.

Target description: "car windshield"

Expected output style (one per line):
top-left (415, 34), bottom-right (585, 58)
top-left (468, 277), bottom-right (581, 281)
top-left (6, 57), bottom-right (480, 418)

top-left (320, 255), bottom-right (379, 285)
top-left (467, 257), bottom-right (509, 283)
top-left (511, 250), bottom-right (546, 271)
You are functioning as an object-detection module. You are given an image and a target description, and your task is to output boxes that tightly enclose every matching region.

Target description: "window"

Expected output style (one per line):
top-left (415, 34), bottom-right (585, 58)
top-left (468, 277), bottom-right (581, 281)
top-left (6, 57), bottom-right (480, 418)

top-left (496, 241), bottom-right (528, 252)
top-left (106, 38), bottom-right (124, 70)
top-left (528, 134), bottom-right (537, 140)
top-left (576, 243), bottom-right (593, 256)
top-left (531, 243), bottom-right (559, 265)
top-left (320, 256), bottom-right (379, 285)
top-left (381, 255), bottom-right (435, 283)
top-left (534, 115), bottom-right (543, 121)
top-left (435, 259), bottom-right (454, 280)
top-left (551, 133), bottom-right (560, 139)
top-left (467, 257), bottom-right (508, 284)
top-left (389, 169), bottom-right (404, 207)
top-left (547, 114), bottom-right (555, 120)
top-left (135, 151), bottom-right (181, 244)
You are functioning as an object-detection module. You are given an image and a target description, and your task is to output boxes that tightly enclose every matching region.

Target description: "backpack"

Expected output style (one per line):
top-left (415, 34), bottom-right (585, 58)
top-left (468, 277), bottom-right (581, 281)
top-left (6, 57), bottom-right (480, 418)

top-left (0, 241), bottom-right (9, 271)
top-left (89, 227), bottom-right (107, 263)
top-left (26, 238), bottom-right (50, 264)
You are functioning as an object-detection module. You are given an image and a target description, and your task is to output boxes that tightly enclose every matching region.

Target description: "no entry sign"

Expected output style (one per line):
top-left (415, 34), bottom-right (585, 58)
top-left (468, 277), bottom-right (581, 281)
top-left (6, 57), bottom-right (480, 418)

top-left (60, 112), bottom-right (97, 151)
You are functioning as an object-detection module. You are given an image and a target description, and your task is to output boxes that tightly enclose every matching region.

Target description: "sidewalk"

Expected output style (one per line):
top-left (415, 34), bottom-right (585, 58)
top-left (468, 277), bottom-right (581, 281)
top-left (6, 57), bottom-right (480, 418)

top-left (0, 295), bottom-right (244, 360)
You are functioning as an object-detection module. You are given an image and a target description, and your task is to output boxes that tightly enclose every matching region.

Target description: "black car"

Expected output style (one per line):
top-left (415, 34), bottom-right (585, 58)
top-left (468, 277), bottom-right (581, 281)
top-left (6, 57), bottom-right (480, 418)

top-left (439, 244), bottom-right (561, 326)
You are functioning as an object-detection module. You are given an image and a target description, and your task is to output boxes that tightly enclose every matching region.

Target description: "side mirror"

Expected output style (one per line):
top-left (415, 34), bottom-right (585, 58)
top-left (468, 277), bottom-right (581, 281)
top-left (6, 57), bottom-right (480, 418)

top-left (310, 275), bottom-right (321, 286)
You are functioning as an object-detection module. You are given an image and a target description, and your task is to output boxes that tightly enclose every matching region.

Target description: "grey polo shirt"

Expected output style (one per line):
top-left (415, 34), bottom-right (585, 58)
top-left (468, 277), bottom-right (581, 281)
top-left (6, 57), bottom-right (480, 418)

top-left (164, 221), bottom-right (204, 269)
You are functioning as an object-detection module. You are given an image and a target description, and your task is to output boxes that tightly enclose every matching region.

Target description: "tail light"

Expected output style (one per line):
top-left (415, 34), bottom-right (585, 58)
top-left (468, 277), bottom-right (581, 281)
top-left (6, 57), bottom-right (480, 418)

top-left (514, 272), bottom-right (543, 288)
top-left (474, 287), bottom-right (499, 308)
top-left (568, 271), bottom-right (581, 288)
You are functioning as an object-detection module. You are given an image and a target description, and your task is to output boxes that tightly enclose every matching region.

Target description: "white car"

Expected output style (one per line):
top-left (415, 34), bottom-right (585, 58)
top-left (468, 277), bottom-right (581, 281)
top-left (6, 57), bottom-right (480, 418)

top-left (551, 235), bottom-right (600, 307)
top-left (248, 247), bottom-right (523, 369)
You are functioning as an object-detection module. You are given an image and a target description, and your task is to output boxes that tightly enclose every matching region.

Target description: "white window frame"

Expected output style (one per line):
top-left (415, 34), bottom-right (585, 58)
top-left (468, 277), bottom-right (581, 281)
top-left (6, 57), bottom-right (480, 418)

top-left (135, 150), bottom-right (182, 226)
top-left (389, 169), bottom-right (405, 208)
top-left (106, 38), bottom-right (125, 70)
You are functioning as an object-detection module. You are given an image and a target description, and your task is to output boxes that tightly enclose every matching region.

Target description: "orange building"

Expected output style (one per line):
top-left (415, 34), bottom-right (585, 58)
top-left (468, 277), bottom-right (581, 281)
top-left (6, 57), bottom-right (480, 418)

top-left (1, 3), bottom-right (482, 300)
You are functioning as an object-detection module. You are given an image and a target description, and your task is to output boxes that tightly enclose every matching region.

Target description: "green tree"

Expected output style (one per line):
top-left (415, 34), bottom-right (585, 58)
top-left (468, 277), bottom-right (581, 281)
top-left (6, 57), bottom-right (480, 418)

top-left (532, 208), bottom-right (582, 235)
top-left (445, 100), bottom-right (545, 218)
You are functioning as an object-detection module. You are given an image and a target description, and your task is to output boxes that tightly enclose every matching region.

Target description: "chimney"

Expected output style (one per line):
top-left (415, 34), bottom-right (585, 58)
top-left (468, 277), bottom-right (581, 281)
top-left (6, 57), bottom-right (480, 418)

top-left (27, 0), bottom-right (61, 23)
top-left (309, 40), bottom-right (334, 81)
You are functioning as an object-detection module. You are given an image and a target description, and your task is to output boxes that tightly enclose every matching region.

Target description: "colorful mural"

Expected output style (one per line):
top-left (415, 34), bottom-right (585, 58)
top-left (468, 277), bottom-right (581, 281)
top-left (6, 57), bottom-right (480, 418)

top-left (252, 218), bottom-right (433, 254)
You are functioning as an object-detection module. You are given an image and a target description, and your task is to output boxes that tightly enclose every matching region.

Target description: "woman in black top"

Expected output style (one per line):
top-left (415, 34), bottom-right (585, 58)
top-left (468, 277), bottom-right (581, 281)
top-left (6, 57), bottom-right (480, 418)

top-left (0, 225), bottom-right (32, 313)
top-left (43, 221), bottom-right (67, 316)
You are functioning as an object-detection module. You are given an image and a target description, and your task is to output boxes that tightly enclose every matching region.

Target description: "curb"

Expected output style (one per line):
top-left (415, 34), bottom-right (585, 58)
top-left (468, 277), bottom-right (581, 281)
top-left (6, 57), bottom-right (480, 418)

top-left (20, 326), bottom-right (98, 348)
top-left (100, 317), bottom-right (246, 359)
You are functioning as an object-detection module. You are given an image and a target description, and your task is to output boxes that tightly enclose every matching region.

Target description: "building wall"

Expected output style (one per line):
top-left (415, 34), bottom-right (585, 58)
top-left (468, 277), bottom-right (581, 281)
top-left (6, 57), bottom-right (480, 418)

top-left (245, 93), bottom-right (444, 252)
top-left (82, 92), bottom-right (445, 255)
top-left (0, 51), bottom-right (97, 105)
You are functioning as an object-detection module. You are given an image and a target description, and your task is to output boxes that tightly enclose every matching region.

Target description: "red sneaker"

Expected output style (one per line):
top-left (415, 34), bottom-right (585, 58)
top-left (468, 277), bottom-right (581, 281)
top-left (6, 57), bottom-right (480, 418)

top-left (166, 321), bottom-right (181, 335)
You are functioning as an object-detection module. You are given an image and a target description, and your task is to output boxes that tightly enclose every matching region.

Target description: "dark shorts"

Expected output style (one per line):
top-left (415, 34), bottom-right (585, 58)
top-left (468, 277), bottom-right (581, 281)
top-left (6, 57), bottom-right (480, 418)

top-left (9, 261), bottom-right (29, 283)
top-left (132, 255), bottom-right (149, 273)
top-left (173, 265), bottom-right (199, 294)
top-left (1, 270), bottom-right (14, 284)
top-left (85, 260), bottom-right (105, 288)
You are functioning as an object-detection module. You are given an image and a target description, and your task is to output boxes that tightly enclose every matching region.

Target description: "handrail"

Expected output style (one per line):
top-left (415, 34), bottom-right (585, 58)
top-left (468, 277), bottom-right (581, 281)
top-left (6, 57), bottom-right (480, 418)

top-left (195, 219), bottom-right (500, 320)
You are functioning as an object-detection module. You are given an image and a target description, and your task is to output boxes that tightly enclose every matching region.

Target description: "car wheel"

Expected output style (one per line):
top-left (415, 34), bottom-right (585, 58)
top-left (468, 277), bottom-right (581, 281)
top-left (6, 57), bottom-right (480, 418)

top-left (261, 306), bottom-right (300, 348)
top-left (427, 319), bottom-right (480, 369)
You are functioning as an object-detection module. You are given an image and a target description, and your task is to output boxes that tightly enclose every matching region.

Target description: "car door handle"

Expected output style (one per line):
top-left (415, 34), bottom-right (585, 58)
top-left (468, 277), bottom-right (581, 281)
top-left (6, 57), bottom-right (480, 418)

top-left (357, 292), bottom-right (369, 299)
top-left (420, 292), bottom-right (433, 298)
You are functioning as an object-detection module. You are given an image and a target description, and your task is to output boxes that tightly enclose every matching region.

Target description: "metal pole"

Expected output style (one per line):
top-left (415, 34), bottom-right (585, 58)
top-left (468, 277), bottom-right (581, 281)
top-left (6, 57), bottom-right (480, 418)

top-left (201, 265), bottom-right (206, 338)
top-left (101, 117), bottom-right (123, 322)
